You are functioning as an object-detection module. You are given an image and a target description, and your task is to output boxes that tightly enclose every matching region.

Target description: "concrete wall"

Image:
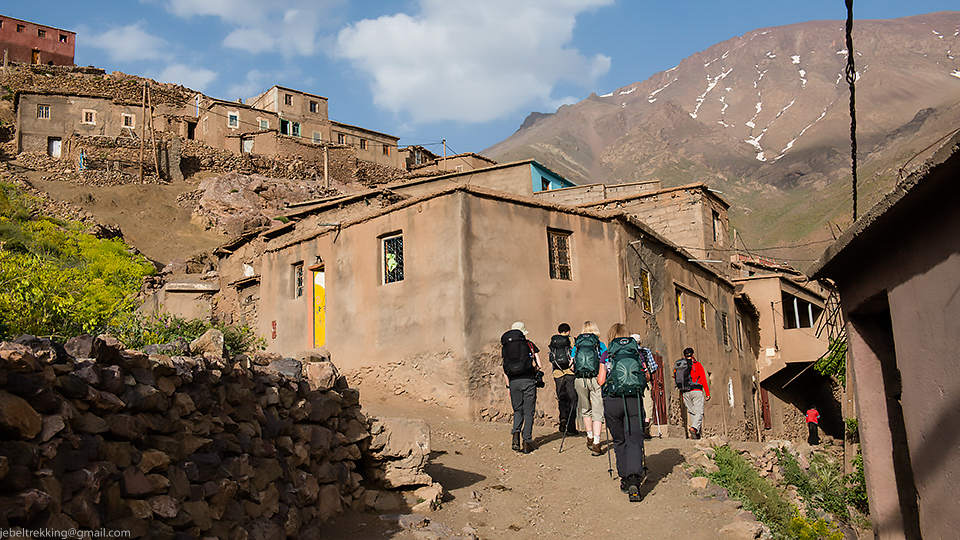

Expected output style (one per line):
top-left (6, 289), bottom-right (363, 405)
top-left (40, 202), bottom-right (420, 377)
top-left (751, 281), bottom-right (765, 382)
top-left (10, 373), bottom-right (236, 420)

top-left (534, 180), bottom-right (661, 205)
top-left (0, 16), bottom-right (75, 65)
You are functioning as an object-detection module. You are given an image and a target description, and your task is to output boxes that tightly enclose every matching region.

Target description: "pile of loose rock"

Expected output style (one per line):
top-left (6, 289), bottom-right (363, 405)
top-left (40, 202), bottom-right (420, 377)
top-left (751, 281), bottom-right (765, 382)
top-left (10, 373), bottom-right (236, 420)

top-left (0, 333), bottom-right (436, 539)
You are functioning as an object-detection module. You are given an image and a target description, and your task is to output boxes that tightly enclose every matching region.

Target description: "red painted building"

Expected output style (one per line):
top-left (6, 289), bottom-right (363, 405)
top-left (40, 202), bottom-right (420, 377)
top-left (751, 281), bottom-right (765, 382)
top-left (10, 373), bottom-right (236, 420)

top-left (0, 15), bottom-right (75, 66)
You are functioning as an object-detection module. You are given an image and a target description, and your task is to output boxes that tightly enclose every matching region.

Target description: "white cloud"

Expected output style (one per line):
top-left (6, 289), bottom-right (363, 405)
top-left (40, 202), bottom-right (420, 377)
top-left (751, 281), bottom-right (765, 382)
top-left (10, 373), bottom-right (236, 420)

top-left (153, 64), bottom-right (218, 92)
top-left (161, 0), bottom-right (343, 57)
top-left (335, 0), bottom-right (612, 123)
top-left (85, 23), bottom-right (170, 62)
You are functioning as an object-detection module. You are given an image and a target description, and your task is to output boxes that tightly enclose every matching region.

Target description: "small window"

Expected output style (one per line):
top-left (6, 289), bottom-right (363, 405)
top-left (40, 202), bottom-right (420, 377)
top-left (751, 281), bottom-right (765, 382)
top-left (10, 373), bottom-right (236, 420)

top-left (81, 109), bottom-right (96, 124)
top-left (59, 34), bottom-right (68, 43)
top-left (227, 112), bottom-right (239, 128)
top-left (721, 312), bottom-right (730, 346)
top-left (309, 101), bottom-right (318, 113)
top-left (359, 139), bottom-right (367, 150)
top-left (291, 122), bottom-right (301, 137)
top-left (382, 144), bottom-right (391, 156)
top-left (313, 132), bottom-right (322, 143)
top-left (37, 104), bottom-right (51, 119)
top-left (639, 269), bottom-right (652, 314)
top-left (38, 29), bottom-right (46, 38)
top-left (736, 317), bottom-right (744, 351)
top-left (17, 24), bottom-right (25, 33)
top-left (713, 210), bottom-right (722, 245)
top-left (700, 299), bottom-right (707, 329)
top-left (259, 118), bottom-right (269, 130)
top-left (547, 229), bottom-right (572, 281)
top-left (383, 234), bottom-right (404, 284)
top-left (542, 179), bottom-right (550, 191)
top-left (782, 292), bottom-right (824, 329)
top-left (121, 113), bottom-right (135, 128)
top-left (676, 289), bottom-right (684, 323)
top-left (293, 263), bottom-right (304, 298)
top-left (414, 150), bottom-right (422, 165)
top-left (284, 94), bottom-right (292, 106)
top-left (337, 133), bottom-right (346, 144)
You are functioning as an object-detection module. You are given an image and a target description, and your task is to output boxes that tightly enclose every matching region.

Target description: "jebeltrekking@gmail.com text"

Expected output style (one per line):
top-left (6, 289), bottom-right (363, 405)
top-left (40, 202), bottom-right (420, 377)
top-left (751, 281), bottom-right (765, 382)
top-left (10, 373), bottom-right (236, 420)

top-left (0, 529), bottom-right (132, 539)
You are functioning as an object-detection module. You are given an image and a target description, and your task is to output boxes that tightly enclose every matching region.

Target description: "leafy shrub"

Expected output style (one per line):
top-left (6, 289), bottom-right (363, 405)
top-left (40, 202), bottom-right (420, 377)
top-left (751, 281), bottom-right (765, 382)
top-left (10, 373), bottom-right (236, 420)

top-left (814, 338), bottom-right (847, 385)
top-left (709, 445), bottom-right (793, 538)
top-left (788, 512), bottom-right (844, 540)
top-left (109, 312), bottom-right (265, 355)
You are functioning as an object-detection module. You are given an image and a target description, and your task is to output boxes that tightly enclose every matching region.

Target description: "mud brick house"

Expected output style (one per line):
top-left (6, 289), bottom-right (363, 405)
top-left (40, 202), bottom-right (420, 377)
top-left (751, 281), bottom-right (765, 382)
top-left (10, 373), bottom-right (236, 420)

top-left (809, 131), bottom-right (960, 540)
top-left (195, 160), bottom-right (764, 439)
top-left (731, 269), bottom-right (833, 441)
top-left (0, 15), bottom-right (75, 66)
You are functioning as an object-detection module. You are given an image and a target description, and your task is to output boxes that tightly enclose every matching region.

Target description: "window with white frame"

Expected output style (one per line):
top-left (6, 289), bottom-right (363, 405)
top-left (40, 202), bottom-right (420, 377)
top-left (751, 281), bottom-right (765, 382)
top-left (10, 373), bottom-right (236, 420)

top-left (781, 292), bottom-right (823, 329)
top-left (309, 101), bottom-right (318, 113)
top-left (291, 122), bottom-right (301, 137)
top-left (37, 104), bottom-right (50, 119)
top-left (313, 132), bottom-right (322, 143)
top-left (122, 113), bottom-right (135, 128)
top-left (259, 118), bottom-right (269, 130)
top-left (382, 233), bottom-right (404, 284)
top-left (227, 112), bottom-right (239, 128)
top-left (81, 109), bottom-right (96, 125)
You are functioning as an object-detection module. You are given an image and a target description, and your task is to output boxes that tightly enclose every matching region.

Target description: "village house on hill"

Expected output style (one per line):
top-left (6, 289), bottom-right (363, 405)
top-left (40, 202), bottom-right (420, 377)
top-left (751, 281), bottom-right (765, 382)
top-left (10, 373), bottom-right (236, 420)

top-left (0, 15), bottom-right (74, 66)
top-left (152, 158), bottom-right (833, 442)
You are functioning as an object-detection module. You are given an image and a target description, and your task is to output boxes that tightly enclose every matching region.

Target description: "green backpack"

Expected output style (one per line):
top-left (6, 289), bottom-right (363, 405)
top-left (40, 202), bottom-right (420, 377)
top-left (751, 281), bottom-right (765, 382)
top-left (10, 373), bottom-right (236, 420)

top-left (605, 337), bottom-right (648, 435)
top-left (605, 337), bottom-right (647, 397)
top-left (573, 333), bottom-right (601, 377)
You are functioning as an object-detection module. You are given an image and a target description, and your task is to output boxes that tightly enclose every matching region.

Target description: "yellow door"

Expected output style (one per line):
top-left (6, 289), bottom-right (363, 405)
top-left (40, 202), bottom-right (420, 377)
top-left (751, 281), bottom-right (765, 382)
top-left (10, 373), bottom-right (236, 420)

top-left (313, 268), bottom-right (325, 347)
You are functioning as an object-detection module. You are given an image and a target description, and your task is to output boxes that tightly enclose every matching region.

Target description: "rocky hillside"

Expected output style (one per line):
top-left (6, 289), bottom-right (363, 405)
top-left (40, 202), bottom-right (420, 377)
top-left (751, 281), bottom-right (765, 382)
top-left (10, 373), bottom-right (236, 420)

top-left (484, 12), bottom-right (960, 264)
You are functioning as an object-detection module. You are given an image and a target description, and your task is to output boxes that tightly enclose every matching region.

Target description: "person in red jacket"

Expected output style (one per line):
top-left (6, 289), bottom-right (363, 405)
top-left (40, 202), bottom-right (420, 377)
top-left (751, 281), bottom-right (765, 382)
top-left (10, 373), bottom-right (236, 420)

top-left (806, 405), bottom-right (820, 445)
top-left (679, 347), bottom-right (710, 439)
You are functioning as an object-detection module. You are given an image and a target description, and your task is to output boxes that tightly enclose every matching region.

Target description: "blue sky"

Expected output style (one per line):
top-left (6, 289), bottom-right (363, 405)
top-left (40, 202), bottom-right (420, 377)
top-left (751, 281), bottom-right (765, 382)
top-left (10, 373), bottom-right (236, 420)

top-left (6, 1), bottom-right (957, 155)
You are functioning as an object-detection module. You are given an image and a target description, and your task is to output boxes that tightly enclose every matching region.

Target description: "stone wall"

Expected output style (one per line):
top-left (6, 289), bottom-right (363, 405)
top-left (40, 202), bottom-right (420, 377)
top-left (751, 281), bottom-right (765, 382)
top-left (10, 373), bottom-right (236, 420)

top-left (0, 334), bottom-right (432, 539)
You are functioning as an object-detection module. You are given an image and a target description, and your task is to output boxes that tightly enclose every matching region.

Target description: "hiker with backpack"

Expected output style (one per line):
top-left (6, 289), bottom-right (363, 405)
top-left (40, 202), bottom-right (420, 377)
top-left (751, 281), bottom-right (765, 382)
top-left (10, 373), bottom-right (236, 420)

top-left (502, 322), bottom-right (543, 454)
top-left (548, 323), bottom-right (578, 435)
top-left (674, 347), bottom-right (710, 439)
top-left (572, 321), bottom-right (607, 456)
top-left (600, 323), bottom-right (651, 502)
top-left (631, 334), bottom-right (658, 439)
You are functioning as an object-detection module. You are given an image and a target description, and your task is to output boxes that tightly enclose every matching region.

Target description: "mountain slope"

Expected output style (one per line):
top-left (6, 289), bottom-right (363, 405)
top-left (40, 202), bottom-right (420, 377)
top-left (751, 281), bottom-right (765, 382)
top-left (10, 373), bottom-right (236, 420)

top-left (484, 12), bottom-right (960, 264)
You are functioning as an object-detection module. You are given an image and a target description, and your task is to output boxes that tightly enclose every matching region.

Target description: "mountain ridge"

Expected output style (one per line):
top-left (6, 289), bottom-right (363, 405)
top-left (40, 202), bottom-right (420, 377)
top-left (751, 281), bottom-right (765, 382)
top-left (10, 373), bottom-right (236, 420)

top-left (484, 12), bottom-right (960, 265)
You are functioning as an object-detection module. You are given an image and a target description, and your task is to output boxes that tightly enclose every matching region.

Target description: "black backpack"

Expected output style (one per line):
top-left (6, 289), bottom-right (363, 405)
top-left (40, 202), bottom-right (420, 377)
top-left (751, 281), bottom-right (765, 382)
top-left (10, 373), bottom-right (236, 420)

top-left (674, 357), bottom-right (701, 391)
top-left (548, 335), bottom-right (573, 370)
top-left (502, 329), bottom-right (535, 378)
top-left (604, 337), bottom-right (647, 397)
top-left (573, 334), bottom-right (601, 378)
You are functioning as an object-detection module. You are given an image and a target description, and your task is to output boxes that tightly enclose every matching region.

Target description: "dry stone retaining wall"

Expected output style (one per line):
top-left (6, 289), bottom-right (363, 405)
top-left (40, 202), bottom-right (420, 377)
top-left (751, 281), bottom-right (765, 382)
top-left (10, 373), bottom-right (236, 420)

top-left (0, 334), bottom-right (432, 539)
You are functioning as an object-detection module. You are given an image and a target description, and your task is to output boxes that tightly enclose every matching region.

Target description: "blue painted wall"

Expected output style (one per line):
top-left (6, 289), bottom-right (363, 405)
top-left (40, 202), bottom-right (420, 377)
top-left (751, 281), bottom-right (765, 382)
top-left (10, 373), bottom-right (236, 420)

top-left (530, 162), bottom-right (577, 192)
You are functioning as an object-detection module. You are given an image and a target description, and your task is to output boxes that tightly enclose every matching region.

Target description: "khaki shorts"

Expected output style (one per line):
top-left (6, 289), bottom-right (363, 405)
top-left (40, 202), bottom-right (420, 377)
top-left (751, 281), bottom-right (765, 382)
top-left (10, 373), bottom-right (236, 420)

top-left (575, 376), bottom-right (604, 422)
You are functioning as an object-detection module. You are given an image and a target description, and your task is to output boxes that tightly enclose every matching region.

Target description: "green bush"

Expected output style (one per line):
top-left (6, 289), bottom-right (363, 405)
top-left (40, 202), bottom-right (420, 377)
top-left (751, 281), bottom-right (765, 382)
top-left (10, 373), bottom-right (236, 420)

top-left (709, 445), bottom-right (793, 538)
top-left (109, 312), bottom-right (265, 355)
top-left (788, 512), bottom-right (844, 540)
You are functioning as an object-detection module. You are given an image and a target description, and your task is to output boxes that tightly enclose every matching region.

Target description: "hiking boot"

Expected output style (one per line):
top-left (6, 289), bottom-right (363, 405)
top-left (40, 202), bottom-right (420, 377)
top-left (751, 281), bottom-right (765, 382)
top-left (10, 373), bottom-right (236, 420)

top-left (559, 420), bottom-right (567, 433)
top-left (643, 425), bottom-right (653, 440)
top-left (590, 441), bottom-right (604, 456)
top-left (693, 428), bottom-right (701, 439)
top-left (512, 432), bottom-right (521, 452)
top-left (627, 474), bottom-right (642, 502)
top-left (587, 437), bottom-right (594, 450)
top-left (522, 440), bottom-right (534, 454)
top-left (689, 427), bottom-right (698, 440)
top-left (620, 477), bottom-right (630, 493)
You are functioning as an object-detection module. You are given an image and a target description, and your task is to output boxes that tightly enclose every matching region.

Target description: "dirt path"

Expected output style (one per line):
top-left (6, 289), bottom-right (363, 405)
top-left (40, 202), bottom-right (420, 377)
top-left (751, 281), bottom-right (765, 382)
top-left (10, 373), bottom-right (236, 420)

top-left (322, 389), bottom-right (751, 540)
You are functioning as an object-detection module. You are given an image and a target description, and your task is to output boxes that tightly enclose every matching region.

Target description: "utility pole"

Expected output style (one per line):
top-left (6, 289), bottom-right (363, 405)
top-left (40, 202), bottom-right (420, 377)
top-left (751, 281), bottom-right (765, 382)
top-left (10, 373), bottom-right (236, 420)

top-left (323, 145), bottom-right (329, 190)
top-left (139, 82), bottom-right (147, 183)
top-left (442, 138), bottom-right (446, 171)
top-left (147, 84), bottom-right (161, 181)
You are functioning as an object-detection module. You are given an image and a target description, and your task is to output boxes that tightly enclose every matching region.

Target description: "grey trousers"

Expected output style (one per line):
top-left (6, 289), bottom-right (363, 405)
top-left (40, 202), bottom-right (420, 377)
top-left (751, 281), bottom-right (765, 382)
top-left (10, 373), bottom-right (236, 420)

top-left (509, 377), bottom-right (537, 443)
top-left (683, 389), bottom-right (705, 431)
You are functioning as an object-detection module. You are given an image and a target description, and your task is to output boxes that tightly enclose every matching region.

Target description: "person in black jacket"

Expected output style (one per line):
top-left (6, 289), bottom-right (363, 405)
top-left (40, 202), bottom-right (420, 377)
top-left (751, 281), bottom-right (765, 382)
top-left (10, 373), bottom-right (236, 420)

top-left (502, 321), bottom-right (542, 453)
top-left (548, 323), bottom-right (578, 435)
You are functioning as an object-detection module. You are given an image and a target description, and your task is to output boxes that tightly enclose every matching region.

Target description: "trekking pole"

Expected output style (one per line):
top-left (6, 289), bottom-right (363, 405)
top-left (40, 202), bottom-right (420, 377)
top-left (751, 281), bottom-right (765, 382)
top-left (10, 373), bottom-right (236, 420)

top-left (604, 423), bottom-right (614, 478)
top-left (653, 384), bottom-right (663, 438)
top-left (558, 405), bottom-right (577, 453)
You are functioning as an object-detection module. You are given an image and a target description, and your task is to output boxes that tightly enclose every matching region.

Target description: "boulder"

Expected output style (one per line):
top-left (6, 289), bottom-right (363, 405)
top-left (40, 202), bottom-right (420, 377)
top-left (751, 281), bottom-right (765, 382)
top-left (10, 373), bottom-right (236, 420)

top-left (0, 390), bottom-right (43, 439)
top-left (190, 329), bottom-right (225, 357)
